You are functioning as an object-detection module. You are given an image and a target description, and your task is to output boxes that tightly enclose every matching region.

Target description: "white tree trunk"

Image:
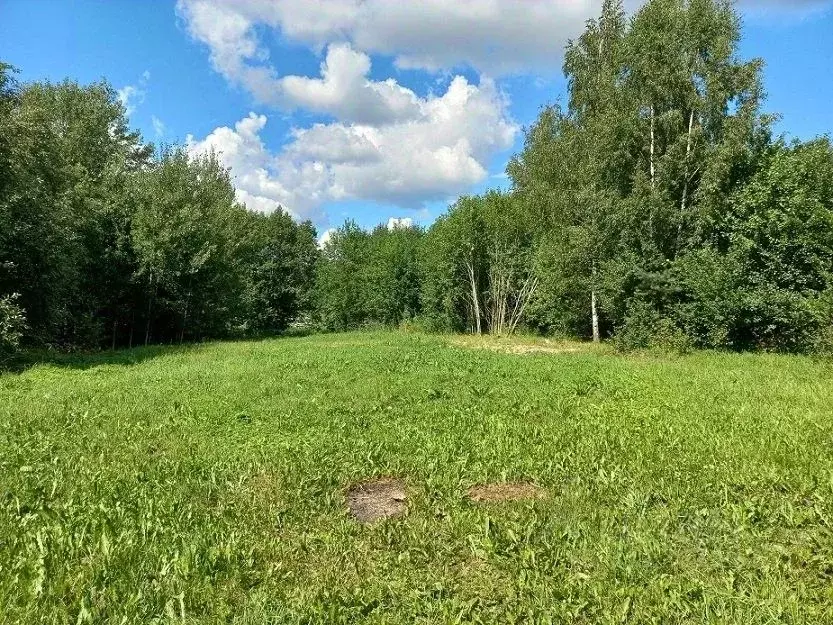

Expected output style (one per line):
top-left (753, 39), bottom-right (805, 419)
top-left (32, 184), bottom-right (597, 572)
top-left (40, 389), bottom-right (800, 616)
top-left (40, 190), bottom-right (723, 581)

top-left (466, 258), bottom-right (482, 335)
top-left (591, 289), bottom-right (600, 343)
top-left (681, 109), bottom-right (694, 214)
top-left (649, 104), bottom-right (656, 190)
top-left (677, 109), bottom-right (696, 254)
top-left (507, 275), bottom-right (538, 336)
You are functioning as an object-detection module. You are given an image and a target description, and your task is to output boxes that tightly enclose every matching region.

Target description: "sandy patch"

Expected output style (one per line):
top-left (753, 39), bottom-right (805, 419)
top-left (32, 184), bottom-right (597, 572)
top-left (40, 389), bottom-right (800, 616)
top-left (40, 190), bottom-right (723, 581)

top-left (346, 478), bottom-right (407, 523)
top-left (466, 482), bottom-right (547, 503)
top-left (450, 336), bottom-right (586, 355)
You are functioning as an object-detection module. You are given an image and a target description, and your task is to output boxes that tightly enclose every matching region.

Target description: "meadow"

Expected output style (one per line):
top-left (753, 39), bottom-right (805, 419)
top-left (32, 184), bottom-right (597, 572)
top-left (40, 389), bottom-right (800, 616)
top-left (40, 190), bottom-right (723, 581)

top-left (1, 331), bottom-right (832, 624)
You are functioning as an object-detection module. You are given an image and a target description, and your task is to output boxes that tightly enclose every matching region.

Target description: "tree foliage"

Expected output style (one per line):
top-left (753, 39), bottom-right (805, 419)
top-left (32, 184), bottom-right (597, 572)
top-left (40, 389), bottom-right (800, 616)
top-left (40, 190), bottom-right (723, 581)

top-left (0, 63), bottom-right (318, 354)
top-left (315, 221), bottom-right (423, 330)
top-left (0, 293), bottom-right (25, 363)
top-left (2, 0), bottom-right (832, 355)
top-left (499, 0), bottom-right (831, 351)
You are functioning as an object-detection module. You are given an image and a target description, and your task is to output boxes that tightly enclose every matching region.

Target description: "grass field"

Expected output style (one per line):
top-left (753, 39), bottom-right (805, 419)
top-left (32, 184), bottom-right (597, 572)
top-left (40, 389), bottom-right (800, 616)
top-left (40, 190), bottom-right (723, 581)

top-left (2, 331), bottom-right (833, 624)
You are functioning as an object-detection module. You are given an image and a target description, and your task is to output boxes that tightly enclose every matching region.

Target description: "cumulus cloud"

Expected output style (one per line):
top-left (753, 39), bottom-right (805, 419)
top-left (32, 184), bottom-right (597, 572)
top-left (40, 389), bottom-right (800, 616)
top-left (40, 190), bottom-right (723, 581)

top-left (177, 0), bottom-right (831, 105)
top-left (387, 217), bottom-right (414, 230)
top-left (184, 1), bottom-right (824, 79)
top-left (187, 112), bottom-right (297, 214)
top-left (177, 1), bottom-right (521, 218)
top-left (178, 0), bottom-right (831, 73)
top-left (178, 0), bottom-right (605, 78)
top-left (178, 0), bottom-right (827, 223)
top-left (278, 44), bottom-right (422, 125)
top-left (317, 227), bottom-right (337, 248)
top-left (186, 75), bottom-right (516, 220)
top-left (171, 31), bottom-right (419, 125)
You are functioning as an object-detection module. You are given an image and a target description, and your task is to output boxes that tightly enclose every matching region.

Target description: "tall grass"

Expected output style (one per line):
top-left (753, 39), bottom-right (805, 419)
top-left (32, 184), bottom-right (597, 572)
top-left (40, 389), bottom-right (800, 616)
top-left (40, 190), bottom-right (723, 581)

top-left (1, 332), bottom-right (832, 623)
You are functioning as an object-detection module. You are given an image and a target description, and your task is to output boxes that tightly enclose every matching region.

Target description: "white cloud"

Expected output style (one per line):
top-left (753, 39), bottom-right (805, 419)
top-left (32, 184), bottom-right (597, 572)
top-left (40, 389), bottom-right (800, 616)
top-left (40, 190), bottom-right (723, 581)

top-left (187, 74), bottom-right (517, 221)
top-left (117, 85), bottom-right (144, 117)
top-left (178, 0), bottom-right (626, 77)
top-left (174, 20), bottom-right (421, 126)
top-left (317, 227), bottom-right (337, 248)
top-left (118, 71), bottom-right (150, 117)
top-left (151, 115), bottom-right (166, 138)
top-left (187, 112), bottom-right (297, 215)
top-left (387, 217), bottom-right (414, 230)
top-left (178, 0), bottom-right (831, 80)
top-left (277, 43), bottom-right (421, 125)
top-left (178, 0), bottom-right (827, 224)
top-left (173, 1), bottom-right (619, 223)
top-left (178, 0), bottom-right (263, 79)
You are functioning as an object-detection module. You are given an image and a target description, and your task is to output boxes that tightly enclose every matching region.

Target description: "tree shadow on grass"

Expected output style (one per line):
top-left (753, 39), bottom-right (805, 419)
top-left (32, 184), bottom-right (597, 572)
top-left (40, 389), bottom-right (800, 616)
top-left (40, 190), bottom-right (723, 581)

top-left (5, 342), bottom-right (209, 374)
top-left (2, 328), bottom-right (319, 375)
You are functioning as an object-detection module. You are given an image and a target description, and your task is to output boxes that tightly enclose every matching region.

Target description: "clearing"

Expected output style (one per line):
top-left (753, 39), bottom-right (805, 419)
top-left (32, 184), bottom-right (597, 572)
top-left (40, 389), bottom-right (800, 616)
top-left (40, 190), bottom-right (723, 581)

top-left (1, 331), bottom-right (832, 623)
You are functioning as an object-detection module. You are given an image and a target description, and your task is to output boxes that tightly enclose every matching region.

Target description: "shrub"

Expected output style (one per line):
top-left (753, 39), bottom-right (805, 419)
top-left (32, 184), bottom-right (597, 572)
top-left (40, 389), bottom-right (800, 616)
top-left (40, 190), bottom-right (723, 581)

top-left (399, 315), bottom-right (446, 334)
top-left (614, 300), bottom-right (693, 354)
top-left (0, 293), bottom-right (26, 364)
top-left (810, 291), bottom-right (833, 358)
top-left (812, 325), bottom-right (833, 358)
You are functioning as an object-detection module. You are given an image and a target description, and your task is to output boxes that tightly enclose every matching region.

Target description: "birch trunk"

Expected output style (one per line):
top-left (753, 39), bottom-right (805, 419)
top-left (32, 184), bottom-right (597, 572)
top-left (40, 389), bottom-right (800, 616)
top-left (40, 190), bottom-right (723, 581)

top-left (466, 258), bottom-right (482, 335)
top-left (649, 105), bottom-right (656, 190)
top-left (591, 290), bottom-right (600, 343)
top-left (678, 109), bottom-right (695, 250)
top-left (507, 276), bottom-right (538, 336)
top-left (591, 263), bottom-right (600, 343)
top-left (681, 109), bottom-right (694, 212)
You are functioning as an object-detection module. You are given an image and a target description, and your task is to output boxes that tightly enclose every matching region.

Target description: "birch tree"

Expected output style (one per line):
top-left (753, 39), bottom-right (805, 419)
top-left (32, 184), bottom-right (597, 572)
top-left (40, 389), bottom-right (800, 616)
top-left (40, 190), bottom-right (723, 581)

top-left (510, 0), bottom-right (627, 340)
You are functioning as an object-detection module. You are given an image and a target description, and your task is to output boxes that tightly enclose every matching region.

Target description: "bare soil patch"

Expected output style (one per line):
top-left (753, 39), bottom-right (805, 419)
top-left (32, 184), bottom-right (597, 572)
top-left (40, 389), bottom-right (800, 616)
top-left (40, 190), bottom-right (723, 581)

top-left (450, 337), bottom-right (586, 355)
top-left (346, 478), bottom-right (407, 523)
top-left (466, 482), bottom-right (547, 503)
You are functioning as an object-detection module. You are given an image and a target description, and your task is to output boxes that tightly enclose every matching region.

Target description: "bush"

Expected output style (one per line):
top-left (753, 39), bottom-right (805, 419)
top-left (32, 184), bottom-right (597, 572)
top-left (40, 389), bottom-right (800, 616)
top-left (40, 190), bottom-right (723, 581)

top-left (810, 292), bottom-right (833, 357)
top-left (672, 249), bottom-right (738, 349)
top-left (614, 300), bottom-right (693, 354)
top-left (0, 293), bottom-right (26, 364)
top-left (400, 313), bottom-right (456, 334)
top-left (812, 324), bottom-right (833, 358)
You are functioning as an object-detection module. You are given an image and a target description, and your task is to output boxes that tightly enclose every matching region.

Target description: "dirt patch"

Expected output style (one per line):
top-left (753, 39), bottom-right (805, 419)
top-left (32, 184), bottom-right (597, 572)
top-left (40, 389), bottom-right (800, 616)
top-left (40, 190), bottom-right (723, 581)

top-left (466, 482), bottom-right (547, 503)
top-left (346, 478), bottom-right (407, 523)
top-left (450, 337), bottom-right (586, 355)
top-left (487, 343), bottom-right (582, 355)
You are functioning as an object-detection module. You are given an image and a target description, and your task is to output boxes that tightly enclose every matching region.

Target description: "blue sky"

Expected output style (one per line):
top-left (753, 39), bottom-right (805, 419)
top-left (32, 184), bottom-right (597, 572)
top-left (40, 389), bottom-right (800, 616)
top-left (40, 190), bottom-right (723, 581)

top-left (2, 0), bottom-right (831, 238)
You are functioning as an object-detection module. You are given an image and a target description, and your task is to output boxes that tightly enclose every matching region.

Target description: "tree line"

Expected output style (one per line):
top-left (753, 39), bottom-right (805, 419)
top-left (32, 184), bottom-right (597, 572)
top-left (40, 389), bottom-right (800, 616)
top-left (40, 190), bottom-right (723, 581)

top-left (316, 0), bottom-right (833, 353)
top-left (2, 0), bottom-right (833, 361)
top-left (0, 62), bottom-right (317, 362)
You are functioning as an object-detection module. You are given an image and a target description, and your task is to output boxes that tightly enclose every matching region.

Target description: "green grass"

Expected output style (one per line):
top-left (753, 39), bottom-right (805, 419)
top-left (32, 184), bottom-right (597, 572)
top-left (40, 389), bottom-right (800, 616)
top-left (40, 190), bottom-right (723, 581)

top-left (2, 331), bottom-right (833, 624)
